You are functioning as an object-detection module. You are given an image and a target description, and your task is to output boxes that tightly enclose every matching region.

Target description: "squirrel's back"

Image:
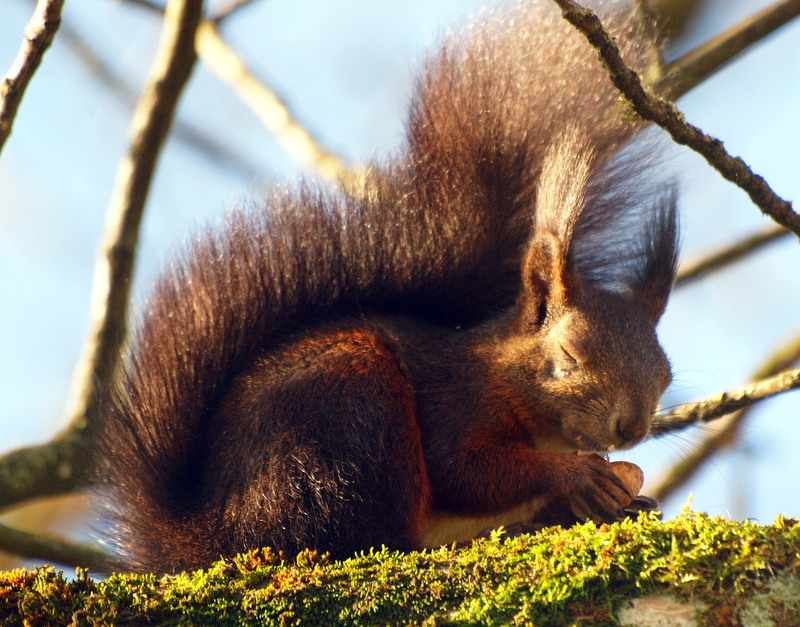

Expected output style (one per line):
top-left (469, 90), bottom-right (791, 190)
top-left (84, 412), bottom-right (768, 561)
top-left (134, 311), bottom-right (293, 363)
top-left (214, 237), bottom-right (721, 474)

top-left (100, 0), bottom-right (669, 571)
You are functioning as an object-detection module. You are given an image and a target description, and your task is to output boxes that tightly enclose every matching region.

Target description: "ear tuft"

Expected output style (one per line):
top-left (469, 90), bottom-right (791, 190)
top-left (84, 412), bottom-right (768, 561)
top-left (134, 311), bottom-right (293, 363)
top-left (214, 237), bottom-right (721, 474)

top-left (520, 129), bottom-right (595, 312)
top-left (534, 128), bottom-right (596, 247)
top-left (629, 193), bottom-right (679, 322)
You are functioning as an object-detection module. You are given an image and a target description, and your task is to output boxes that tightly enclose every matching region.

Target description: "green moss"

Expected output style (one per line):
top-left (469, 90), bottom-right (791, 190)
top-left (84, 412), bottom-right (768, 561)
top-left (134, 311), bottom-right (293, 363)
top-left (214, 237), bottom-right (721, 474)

top-left (1, 510), bottom-right (799, 625)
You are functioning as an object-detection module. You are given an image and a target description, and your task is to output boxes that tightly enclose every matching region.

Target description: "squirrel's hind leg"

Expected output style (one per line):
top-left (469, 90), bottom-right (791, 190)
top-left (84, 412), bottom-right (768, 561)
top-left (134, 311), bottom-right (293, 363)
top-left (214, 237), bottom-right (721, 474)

top-left (203, 324), bottom-right (432, 561)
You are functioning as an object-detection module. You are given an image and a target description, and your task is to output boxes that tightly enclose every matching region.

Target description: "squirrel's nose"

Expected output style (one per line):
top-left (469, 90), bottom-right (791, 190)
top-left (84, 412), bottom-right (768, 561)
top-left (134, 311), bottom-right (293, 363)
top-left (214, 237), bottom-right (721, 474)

top-left (613, 402), bottom-right (650, 445)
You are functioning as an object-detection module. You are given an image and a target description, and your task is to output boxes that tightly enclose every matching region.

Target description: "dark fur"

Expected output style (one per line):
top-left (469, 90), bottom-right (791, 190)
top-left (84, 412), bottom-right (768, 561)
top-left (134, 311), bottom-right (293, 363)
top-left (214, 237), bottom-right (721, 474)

top-left (100, 0), bottom-right (678, 572)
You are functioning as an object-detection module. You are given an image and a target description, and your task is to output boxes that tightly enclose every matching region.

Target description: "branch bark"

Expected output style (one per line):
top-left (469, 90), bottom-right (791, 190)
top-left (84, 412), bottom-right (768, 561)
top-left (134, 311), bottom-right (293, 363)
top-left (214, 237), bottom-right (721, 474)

top-left (211, 0), bottom-right (257, 23)
top-left (0, 433), bottom-right (90, 514)
top-left (651, 366), bottom-right (800, 436)
top-left (553, 0), bottom-right (800, 237)
top-left (0, 0), bottom-right (65, 153)
top-left (64, 0), bottom-right (204, 436)
top-left (195, 20), bottom-right (364, 189)
top-left (127, 0), bottom-right (364, 189)
top-left (0, 0), bottom-right (204, 568)
top-left (652, 334), bottom-right (800, 501)
top-left (0, 522), bottom-right (117, 573)
top-left (0, 0), bottom-right (205, 522)
top-left (58, 17), bottom-right (260, 181)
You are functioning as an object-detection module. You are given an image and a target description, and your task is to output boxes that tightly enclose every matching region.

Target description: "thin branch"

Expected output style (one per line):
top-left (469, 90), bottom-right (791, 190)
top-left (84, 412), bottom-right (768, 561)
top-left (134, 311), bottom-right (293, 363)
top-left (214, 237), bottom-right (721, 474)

top-left (64, 0), bottom-right (204, 436)
top-left (0, 0), bottom-right (205, 562)
top-left (659, 0), bottom-right (800, 99)
top-left (127, 0), bottom-right (364, 189)
top-left (0, 522), bottom-right (117, 573)
top-left (652, 334), bottom-right (800, 501)
top-left (58, 17), bottom-right (260, 181)
top-left (0, 0), bottom-right (65, 153)
top-left (0, 0), bottom-right (206, 517)
top-left (552, 0), bottom-right (800, 237)
top-left (195, 21), bottom-right (365, 189)
top-left (675, 224), bottom-right (791, 287)
top-left (650, 366), bottom-right (800, 436)
top-left (0, 433), bottom-right (91, 514)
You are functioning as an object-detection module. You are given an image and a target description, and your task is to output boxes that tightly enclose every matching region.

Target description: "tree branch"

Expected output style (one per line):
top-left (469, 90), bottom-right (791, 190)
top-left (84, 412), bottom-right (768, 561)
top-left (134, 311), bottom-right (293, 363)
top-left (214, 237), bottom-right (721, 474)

top-left (650, 366), bottom-right (800, 436)
top-left (552, 0), bottom-right (800, 237)
top-left (659, 0), bottom-right (800, 99)
top-left (0, 433), bottom-right (91, 514)
top-left (211, 0), bottom-right (258, 23)
top-left (0, 522), bottom-right (116, 573)
top-left (58, 16), bottom-right (260, 181)
top-left (0, 0), bottom-right (65, 153)
top-left (194, 21), bottom-right (365, 189)
top-left (0, 0), bottom-right (205, 521)
top-left (127, 0), bottom-right (364, 189)
top-left (652, 334), bottom-right (800, 501)
top-left (64, 0), bottom-right (204, 436)
top-left (675, 224), bottom-right (791, 287)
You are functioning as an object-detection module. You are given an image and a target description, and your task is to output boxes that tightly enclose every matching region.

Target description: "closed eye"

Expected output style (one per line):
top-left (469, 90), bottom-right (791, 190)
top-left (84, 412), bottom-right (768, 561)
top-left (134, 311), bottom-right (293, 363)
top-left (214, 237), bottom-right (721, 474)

top-left (552, 343), bottom-right (578, 379)
top-left (559, 342), bottom-right (578, 365)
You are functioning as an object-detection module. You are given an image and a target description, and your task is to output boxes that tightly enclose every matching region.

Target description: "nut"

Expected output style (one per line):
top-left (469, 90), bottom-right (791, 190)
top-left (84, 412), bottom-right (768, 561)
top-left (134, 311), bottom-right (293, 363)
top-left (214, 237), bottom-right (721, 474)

top-left (609, 460), bottom-right (644, 497)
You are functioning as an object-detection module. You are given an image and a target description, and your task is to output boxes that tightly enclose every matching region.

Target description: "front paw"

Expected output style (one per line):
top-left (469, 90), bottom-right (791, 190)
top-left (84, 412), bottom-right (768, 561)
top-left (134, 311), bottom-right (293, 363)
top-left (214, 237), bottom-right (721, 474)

top-left (558, 455), bottom-right (654, 523)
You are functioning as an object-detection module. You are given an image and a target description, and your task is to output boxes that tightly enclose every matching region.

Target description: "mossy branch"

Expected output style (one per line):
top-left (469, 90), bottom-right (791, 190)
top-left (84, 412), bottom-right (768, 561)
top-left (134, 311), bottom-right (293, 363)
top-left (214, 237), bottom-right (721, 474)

top-left (1, 513), bottom-right (798, 625)
top-left (0, 523), bottom-right (115, 574)
top-left (0, 434), bottom-right (90, 514)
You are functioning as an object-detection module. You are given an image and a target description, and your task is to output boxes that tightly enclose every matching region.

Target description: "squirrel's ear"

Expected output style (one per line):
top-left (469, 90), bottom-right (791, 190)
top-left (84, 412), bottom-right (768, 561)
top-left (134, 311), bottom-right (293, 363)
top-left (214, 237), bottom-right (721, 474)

top-left (521, 231), bottom-right (578, 322)
top-left (520, 130), bottom-right (594, 321)
top-left (628, 195), bottom-right (679, 323)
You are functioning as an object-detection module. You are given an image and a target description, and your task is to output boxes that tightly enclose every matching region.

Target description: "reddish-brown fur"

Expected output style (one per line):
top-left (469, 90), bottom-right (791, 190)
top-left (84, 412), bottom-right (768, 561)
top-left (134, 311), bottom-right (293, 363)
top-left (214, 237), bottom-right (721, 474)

top-left (100, 0), bottom-right (678, 572)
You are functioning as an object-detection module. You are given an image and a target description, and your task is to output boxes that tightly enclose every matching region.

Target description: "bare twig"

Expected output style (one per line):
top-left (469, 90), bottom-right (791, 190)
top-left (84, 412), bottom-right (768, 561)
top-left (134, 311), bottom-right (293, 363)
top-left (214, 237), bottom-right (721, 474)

top-left (675, 224), bottom-right (791, 287)
top-left (195, 21), bottom-right (365, 189)
top-left (64, 0), bottom-right (204, 437)
top-left (127, 0), bottom-right (364, 188)
top-left (0, 0), bottom-right (204, 568)
top-left (59, 18), bottom-right (259, 181)
top-left (0, 522), bottom-right (117, 573)
top-left (650, 367), bottom-right (800, 436)
top-left (0, 0), bottom-right (204, 566)
top-left (124, 0), bottom-right (166, 11)
top-left (0, 0), bottom-right (206, 524)
top-left (0, 0), bottom-right (65, 153)
top-left (659, 0), bottom-right (800, 99)
top-left (553, 0), bottom-right (800, 237)
top-left (652, 334), bottom-right (800, 501)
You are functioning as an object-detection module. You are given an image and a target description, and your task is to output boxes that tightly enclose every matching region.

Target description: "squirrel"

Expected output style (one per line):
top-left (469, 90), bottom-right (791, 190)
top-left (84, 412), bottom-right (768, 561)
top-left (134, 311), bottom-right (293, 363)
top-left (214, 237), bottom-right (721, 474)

top-left (99, 0), bottom-right (679, 573)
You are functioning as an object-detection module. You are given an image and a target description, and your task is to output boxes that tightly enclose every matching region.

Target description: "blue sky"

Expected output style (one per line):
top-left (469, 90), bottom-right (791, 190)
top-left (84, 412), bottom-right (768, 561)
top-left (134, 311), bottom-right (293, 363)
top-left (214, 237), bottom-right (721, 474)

top-left (1, 0), bottom-right (798, 567)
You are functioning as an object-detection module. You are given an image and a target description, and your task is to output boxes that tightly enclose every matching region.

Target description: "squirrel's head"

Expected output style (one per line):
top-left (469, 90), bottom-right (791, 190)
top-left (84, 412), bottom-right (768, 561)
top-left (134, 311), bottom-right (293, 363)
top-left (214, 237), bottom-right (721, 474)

top-left (493, 129), bottom-right (678, 453)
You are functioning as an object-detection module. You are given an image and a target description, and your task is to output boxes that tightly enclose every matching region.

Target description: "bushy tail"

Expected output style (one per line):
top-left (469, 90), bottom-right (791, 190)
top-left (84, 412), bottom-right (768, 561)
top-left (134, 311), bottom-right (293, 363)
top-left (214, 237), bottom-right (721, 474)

top-left (99, 0), bottom-right (666, 571)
